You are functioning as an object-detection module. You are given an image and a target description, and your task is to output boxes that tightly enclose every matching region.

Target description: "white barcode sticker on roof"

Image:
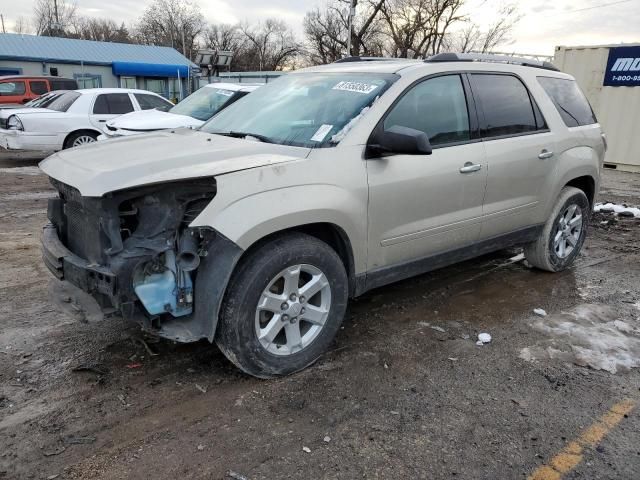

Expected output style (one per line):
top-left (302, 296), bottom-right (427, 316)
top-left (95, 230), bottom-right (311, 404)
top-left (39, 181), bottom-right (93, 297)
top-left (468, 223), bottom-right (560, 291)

top-left (332, 81), bottom-right (379, 94)
top-left (311, 124), bottom-right (333, 142)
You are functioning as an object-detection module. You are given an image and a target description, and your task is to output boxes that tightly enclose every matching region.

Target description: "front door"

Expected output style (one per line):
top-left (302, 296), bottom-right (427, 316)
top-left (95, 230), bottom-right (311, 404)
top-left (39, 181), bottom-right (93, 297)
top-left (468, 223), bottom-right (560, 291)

top-left (366, 74), bottom-right (487, 278)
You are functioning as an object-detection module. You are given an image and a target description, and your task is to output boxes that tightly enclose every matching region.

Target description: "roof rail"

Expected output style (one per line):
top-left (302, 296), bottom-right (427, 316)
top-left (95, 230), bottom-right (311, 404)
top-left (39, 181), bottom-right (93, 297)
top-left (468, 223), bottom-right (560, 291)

top-left (425, 52), bottom-right (560, 72)
top-left (334, 56), bottom-right (411, 63)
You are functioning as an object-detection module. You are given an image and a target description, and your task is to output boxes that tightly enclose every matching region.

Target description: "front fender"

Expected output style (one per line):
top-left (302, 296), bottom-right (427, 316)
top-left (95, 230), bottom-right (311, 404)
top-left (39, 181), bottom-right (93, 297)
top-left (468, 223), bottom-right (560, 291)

top-left (190, 163), bottom-right (368, 274)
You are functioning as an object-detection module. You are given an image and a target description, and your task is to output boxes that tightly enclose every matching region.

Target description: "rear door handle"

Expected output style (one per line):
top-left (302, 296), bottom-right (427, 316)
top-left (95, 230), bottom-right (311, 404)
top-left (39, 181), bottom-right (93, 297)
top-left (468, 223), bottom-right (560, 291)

top-left (538, 149), bottom-right (554, 160)
top-left (459, 162), bottom-right (482, 173)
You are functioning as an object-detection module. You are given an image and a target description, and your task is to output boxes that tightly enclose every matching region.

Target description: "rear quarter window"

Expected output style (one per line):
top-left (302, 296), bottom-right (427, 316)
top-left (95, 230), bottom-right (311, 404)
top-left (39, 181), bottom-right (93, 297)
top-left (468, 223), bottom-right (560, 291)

top-left (537, 77), bottom-right (596, 127)
top-left (50, 79), bottom-right (79, 91)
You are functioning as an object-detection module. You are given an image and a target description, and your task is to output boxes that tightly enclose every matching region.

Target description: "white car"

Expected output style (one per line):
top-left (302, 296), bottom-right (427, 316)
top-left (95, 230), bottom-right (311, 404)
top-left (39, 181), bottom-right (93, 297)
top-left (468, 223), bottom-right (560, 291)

top-left (101, 83), bottom-right (261, 139)
top-left (0, 88), bottom-right (173, 151)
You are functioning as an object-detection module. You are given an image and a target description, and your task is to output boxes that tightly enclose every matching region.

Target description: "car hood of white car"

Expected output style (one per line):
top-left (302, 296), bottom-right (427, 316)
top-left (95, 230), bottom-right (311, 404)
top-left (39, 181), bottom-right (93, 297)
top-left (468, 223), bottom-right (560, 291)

top-left (39, 128), bottom-right (310, 197)
top-left (106, 109), bottom-right (203, 131)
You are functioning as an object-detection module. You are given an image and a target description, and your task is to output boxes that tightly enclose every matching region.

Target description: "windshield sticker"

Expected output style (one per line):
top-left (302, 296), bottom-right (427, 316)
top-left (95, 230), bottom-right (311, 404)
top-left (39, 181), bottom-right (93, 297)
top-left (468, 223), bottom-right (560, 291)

top-left (216, 89), bottom-right (234, 97)
top-left (311, 124), bottom-right (334, 142)
top-left (332, 81), bottom-right (380, 94)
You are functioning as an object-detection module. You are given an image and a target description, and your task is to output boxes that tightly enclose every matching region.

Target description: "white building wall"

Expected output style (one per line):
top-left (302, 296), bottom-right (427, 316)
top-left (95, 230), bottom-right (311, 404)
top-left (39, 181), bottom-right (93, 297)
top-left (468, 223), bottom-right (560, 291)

top-left (0, 60), bottom-right (118, 87)
top-left (554, 45), bottom-right (640, 172)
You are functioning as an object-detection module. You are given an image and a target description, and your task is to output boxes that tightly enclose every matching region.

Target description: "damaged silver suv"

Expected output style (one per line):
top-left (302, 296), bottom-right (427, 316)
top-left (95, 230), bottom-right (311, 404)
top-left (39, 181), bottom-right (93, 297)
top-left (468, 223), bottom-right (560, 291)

top-left (41, 53), bottom-right (605, 377)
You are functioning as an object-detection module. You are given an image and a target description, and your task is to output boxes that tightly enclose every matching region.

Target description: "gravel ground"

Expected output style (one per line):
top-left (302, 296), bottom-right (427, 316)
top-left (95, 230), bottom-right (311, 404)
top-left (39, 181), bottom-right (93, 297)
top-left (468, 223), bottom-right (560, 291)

top-left (1, 150), bottom-right (639, 480)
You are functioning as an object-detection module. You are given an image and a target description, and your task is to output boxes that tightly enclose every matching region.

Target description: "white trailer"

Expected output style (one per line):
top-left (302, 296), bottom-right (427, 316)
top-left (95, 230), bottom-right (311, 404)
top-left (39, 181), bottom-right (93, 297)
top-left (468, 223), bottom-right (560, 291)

top-left (554, 44), bottom-right (640, 172)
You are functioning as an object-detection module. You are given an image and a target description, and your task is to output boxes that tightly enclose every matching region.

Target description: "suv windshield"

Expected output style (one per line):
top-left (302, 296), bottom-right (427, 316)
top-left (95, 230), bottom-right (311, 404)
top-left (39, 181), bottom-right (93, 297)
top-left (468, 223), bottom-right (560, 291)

top-left (46, 91), bottom-right (81, 112)
top-left (170, 86), bottom-right (241, 121)
top-left (201, 73), bottom-right (398, 148)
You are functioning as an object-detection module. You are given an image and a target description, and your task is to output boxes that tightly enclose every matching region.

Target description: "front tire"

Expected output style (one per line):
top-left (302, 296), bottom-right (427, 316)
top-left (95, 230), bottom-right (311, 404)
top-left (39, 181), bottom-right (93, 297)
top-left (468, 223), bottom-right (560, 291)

top-left (524, 186), bottom-right (590, 272)
top-left (216, 233), bottom-right (348, 378)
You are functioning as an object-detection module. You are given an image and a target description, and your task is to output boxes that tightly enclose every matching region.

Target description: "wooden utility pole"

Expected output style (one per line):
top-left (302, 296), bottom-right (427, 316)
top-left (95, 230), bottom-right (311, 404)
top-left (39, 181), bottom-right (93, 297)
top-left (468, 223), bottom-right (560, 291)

top-left (346, 0), bottom-right (357, 57)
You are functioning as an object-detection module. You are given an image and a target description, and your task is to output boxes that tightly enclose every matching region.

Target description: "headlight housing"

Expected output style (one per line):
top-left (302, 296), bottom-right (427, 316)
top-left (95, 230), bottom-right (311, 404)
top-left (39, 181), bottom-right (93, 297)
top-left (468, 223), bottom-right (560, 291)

top-left (7, 115), bottom-right (24, 131)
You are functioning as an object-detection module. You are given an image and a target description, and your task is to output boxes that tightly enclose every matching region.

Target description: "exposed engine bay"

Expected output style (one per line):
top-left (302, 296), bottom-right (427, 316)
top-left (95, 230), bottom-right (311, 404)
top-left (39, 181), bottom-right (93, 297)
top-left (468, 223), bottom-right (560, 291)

top-left (43, 176), bottom-right (238, 341)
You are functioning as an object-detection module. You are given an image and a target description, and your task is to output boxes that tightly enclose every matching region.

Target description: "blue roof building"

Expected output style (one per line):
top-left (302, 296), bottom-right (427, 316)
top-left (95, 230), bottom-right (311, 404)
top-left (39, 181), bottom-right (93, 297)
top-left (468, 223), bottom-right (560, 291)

top-left (0, 33), bottom-right (196, 100)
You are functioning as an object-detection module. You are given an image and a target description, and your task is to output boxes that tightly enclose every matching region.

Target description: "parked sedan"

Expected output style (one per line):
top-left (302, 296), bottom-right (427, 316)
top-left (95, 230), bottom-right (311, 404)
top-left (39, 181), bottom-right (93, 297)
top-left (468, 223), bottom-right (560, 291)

top-left (0, 88), bottom-right (173, 151)
top-left (101, 83), bottom-right (261, 139)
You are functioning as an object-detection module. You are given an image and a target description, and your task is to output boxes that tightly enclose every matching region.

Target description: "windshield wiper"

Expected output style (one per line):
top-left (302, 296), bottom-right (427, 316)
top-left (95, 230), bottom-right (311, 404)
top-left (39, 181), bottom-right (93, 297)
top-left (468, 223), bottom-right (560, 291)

top-left (214, 131), bottom-right (275, 144)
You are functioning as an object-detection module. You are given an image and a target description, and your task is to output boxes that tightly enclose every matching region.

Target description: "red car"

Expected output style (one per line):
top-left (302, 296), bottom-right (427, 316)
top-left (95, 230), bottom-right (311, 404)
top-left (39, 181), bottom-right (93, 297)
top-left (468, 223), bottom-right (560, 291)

top-left (0, 76), bottom-right (78, 105)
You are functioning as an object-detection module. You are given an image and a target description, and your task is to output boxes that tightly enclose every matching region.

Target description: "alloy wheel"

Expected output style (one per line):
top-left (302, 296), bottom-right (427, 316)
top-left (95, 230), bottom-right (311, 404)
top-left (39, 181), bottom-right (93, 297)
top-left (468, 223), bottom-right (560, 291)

top-left (553, 203), bottom-right (583, 258)
top-left (255, 264), bottom-right (332, 356)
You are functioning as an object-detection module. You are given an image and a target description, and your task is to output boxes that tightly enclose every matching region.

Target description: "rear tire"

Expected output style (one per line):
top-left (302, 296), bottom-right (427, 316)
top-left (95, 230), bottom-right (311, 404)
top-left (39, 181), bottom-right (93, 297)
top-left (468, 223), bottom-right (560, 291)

top-left (216, 233), bottom-right (348, 378)
top-left (524, 186), bottom-right (590, 272)
top-left (64, 131), bottom-right (98, 149)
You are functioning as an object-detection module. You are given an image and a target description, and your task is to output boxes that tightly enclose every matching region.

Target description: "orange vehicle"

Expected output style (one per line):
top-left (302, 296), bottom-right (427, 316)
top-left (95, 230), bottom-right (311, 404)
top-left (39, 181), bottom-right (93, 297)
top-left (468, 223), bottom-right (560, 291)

top-left (0, 76), bottom-right (78, 105)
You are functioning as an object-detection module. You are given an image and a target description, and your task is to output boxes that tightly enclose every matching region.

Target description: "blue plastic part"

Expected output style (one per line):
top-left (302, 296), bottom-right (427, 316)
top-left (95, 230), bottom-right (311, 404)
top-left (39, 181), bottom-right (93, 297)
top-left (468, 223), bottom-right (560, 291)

top-left (134, 252), bottom-right (193, 318)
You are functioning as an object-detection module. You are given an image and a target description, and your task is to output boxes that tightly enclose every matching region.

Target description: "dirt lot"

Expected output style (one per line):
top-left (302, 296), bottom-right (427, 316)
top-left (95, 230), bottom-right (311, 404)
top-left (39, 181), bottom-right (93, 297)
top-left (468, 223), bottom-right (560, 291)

top-left (1, 150), bottom-right (639, 480)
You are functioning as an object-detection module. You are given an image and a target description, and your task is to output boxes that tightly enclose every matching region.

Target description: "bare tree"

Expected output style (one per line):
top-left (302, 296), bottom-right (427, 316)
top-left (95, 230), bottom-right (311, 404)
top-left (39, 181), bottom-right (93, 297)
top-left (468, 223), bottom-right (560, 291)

top-left (33, 0), bottom-right (78, 36)
top-left (13, 17), bottom-right (31, 34)
top-left (302, 0), bottom-right (386, 64)
top-left (205, 23), bottom-right (246, 53)
top-left (240, 19), bottom-right (300, 71)
top-left (379, 0), bottom-right (467, 58)
top-left (303, 7), bottom-right (346, 64)
top-left (446, 3), bottom-right (520, 53)
top-left (133, 0), bottom-right (205, 59)
top-left (69, 18), bottom-right (131, 43)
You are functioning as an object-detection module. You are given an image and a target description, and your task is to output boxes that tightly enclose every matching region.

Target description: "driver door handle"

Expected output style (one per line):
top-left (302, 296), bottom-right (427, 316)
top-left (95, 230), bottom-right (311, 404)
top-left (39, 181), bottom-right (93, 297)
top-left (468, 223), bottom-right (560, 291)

top-left (459, 162), bottom-right (482, 173)
top-left (538, 149), bottom-right (554, 160)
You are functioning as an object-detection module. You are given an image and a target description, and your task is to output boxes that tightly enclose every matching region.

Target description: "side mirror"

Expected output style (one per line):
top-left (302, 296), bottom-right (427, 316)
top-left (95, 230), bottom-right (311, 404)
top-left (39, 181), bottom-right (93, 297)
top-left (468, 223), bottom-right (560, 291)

top-left (368, 125), bottom-right (432, 157)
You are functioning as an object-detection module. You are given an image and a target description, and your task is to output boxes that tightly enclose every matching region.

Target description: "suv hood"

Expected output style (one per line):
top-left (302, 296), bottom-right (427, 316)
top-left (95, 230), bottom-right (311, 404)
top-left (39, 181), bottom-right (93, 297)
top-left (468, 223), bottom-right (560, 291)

top-left (106, 109), bottom-right (202, 131)
top-left (40, 128), bottom-right (310, 197)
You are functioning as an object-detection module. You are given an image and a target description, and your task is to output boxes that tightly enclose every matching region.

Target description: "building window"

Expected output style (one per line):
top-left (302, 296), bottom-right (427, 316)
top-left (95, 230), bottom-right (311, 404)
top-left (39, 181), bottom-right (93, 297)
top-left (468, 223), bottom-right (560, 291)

top-left (74, 74), bottom-right (102, 89)
top-left (120, 77), bottom-right (137, 89)
top-left (144, 78), bottom-right (167, 97)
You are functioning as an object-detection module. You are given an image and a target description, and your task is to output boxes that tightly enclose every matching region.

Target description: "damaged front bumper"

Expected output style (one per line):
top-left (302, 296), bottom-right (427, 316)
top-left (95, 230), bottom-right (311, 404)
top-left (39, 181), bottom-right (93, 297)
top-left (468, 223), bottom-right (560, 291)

top-left (42, 177), bottom-right (244, 343)
top-left (42, 223), bottom-right (117, 299)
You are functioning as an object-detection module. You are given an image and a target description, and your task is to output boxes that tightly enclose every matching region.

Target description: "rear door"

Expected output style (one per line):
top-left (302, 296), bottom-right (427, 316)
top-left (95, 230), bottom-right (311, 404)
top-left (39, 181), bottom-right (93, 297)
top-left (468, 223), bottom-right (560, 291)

top-left (469, 73), bottom-right (554, 238)
top-left (28, 80), bottom-right (49, 99)
top-left (89, 93), bottom-right (136, 128)
top-left (366, 74), bottom-right (487, 274)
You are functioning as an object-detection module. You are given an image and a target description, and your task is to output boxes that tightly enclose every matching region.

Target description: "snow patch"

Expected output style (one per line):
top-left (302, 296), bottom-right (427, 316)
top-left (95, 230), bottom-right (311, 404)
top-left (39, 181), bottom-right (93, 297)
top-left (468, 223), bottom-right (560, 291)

top-left (594, 202), bottom-right (640, 218)
top-left (520, 304), bottom-right (640, 374)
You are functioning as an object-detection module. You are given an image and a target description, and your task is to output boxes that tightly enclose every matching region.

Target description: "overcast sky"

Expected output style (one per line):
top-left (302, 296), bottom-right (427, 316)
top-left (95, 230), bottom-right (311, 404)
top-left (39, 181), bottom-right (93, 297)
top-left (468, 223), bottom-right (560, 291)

top-left (3, 0), bottom-right (639, 56)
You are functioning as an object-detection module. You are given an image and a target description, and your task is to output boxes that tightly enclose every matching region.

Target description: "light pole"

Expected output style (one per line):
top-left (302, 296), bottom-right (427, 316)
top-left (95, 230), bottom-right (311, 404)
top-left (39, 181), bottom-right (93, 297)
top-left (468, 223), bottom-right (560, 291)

top-left (346, 0), bottom-right (356, 57)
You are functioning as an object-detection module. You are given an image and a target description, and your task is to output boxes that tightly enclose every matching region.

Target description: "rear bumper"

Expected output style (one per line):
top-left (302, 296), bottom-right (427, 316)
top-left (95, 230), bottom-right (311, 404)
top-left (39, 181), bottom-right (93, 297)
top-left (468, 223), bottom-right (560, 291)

top-left (0, 129), bottom-right (62, 151)
top-left (42, 223), bottom-right (117, 297)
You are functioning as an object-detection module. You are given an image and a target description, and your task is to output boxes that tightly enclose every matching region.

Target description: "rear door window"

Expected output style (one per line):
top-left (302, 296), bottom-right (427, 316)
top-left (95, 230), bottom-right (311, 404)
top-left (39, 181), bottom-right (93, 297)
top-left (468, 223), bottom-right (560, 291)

top-left (30, 81), bottom-right (49, 95)
top-left (0, 81), bottom-right (26, 96)
top-left (537, 77), bottom-right (596, 127)
top-left (93, 93), bottom-right (135, 114)
top-left (471, 74), bottom-right (542, 138)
